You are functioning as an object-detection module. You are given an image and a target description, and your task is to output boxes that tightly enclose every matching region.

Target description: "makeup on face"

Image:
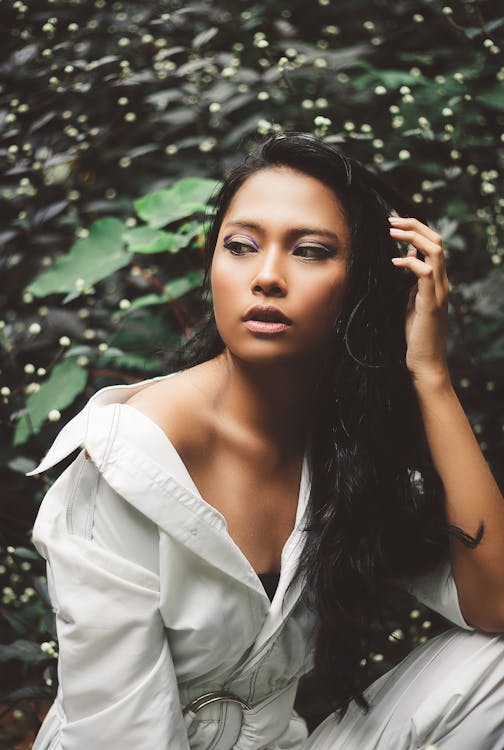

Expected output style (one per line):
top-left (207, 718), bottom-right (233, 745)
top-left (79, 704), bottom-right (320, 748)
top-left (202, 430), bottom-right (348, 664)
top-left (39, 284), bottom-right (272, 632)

top-left (223, 233), bottom-right (259, 249)
top-left (210, 166), bottom-right (351, 361)
top-left (222, 221), bottom-right (341, 260)
top-left (243, 320), bottom-right (290, 334)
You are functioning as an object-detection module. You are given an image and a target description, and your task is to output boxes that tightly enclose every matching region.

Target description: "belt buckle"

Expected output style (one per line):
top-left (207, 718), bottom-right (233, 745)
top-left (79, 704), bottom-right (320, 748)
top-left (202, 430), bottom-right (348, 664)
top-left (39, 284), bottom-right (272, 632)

top-left (183, 690), bottom-right (250, 715)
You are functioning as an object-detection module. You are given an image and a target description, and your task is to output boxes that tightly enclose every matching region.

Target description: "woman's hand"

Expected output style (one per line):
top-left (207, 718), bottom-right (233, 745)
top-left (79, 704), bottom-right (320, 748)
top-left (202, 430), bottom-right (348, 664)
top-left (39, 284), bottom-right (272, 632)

top-left (389, 216), bottom-right (450, 387)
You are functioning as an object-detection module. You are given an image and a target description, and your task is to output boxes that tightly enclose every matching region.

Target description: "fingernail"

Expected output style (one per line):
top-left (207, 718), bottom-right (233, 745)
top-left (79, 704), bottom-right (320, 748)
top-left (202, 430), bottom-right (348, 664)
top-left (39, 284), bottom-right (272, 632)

top-left (388, 216), bottom-right (401, 223)
top-left (391, 258), bottom-right (401, 264)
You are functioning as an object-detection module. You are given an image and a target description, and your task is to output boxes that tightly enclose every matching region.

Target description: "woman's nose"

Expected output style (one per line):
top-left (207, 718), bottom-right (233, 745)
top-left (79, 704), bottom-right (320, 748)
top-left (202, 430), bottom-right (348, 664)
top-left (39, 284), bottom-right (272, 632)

top-left (250, 248), bottom-right (287, 296)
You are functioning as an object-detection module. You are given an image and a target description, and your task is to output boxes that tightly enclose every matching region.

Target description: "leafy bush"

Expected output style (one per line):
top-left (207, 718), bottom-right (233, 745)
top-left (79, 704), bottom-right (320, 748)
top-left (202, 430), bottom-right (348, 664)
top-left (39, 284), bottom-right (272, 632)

top-left (1, 0), bottom-right (502, 741)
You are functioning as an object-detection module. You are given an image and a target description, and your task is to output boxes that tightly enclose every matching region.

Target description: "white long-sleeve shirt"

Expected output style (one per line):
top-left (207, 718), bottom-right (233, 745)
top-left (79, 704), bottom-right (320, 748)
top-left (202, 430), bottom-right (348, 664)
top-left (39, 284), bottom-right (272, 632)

top-left (27, 372), bottom-right (472, 750)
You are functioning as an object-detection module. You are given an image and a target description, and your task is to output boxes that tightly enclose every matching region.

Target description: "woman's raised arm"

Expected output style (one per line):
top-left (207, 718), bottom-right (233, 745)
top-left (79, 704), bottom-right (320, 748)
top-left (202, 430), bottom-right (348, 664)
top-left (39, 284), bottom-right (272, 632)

top-left (390, 216), bottom-right (504, 633)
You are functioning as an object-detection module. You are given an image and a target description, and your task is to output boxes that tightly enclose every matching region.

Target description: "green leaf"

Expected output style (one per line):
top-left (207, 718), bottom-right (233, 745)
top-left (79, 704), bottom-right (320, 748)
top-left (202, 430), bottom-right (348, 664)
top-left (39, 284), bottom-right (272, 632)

top-left (11, 547), bottom-right (41, 561)
top-left (127, 293), bottom-right (166, 312)
top-left (123, 226), bottom-right (193, 254)
top-left (164, 269), bottom-right (204, 299)
top-left (177, 220), bottom-right (204, 244)
top-left (134, 178), bottom-right (220, 229)
top-left (95, 350), bottom-right (161, 373)
top-left (13, 357), bottom-right (88, 447)
top-left (193, 27), bottom-right (218, 48)
top-left (0, 639), bottom-right (49, 664)
top-left (465, 17), bottom-right (504, 38)
top-left (353, 69), bottom-right (424, 92)
top-left (110, 310), bottom-right (180, 355)
top-left (27, 218), bottom-right (131, 298)
top-left (2, 685), bottom-right (53, 702)
top-left (477, 88), bottom-right (504, 111)
top-left (146, 88), bottom-right (183, 110)
top-left (7, 456), bottom-right (37, 474)
top-left (33, 577), bottom-right (50, 607)
top-left (126, 270), bottom-right (204, 312)
top-left (1, 610), bottom-right (31, 638)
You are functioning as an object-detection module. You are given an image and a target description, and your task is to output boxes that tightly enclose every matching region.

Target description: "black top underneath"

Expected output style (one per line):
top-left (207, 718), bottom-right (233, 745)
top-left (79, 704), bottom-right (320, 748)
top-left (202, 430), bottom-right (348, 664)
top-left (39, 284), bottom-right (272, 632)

top-left (257, 571), bottom-right (281, 602)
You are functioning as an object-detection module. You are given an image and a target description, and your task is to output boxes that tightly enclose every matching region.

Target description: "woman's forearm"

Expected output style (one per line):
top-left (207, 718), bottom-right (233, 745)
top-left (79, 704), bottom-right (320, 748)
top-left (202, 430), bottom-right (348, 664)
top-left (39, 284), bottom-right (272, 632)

top-left (413, 373), bottom-right (504, 631)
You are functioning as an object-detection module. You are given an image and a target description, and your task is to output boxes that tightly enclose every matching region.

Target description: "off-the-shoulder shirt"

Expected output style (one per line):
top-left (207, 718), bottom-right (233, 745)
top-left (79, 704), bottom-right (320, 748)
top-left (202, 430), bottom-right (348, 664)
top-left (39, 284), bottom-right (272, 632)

top-left (27, 371), bottom-right (473, 750)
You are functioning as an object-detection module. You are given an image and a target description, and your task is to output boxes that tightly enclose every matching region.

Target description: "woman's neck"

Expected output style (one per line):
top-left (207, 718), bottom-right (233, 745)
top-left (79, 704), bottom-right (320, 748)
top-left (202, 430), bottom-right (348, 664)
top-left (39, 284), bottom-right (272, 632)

top-left (209, 350), bottom-right (319, 460)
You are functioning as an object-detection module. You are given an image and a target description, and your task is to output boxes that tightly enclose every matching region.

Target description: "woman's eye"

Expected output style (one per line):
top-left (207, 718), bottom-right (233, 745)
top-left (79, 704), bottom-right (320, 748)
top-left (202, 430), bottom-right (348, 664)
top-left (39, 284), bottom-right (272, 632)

top-left (223, 240), bottom-right (256, 255)
top-left (294, 245), bottom-right (333, 260)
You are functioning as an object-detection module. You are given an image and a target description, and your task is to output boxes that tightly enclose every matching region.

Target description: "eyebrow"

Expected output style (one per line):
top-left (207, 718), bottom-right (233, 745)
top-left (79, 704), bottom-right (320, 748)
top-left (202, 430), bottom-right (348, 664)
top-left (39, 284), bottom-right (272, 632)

top-left (223, 220), bottom-right (343, 247)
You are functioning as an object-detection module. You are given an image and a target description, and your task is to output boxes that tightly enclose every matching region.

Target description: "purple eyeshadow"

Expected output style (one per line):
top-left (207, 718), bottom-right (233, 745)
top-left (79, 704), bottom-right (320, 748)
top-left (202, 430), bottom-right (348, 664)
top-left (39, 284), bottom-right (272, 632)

top-left (223, 233), bottom-right (259, 249)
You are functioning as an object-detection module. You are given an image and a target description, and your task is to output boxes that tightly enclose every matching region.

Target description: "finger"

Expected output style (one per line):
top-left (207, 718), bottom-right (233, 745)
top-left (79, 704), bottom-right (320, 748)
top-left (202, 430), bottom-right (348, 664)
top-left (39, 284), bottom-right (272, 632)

top-left (389, 228), bottom-right (444, 262)
top-left (397, 259), bottom-right (449, 306)
top-left (389, 227), bottom-right (447, 293)
top-left (388, 216), bottom-right (441, 245)
top-left (391, 255), bottom-right (437, 305)
top-left (391, 255), bottom-right (435, 276)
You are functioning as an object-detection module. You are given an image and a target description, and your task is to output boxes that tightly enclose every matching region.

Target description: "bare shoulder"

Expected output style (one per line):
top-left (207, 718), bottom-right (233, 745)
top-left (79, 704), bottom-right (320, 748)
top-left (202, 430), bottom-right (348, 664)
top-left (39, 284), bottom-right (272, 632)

top-left (124, 360), bottom-right (220, 457)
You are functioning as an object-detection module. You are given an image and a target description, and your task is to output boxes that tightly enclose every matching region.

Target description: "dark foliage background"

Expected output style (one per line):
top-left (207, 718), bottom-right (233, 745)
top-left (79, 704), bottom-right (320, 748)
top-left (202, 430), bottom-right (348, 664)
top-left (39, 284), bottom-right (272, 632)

top-left (0, 0), bottom-right (503, 745)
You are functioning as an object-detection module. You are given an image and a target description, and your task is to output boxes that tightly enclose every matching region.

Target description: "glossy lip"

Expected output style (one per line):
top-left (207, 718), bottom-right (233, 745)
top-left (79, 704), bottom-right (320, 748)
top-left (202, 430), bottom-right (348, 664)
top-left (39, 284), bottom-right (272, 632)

top-left (243, 320), bottom-right (290, 334)
top-left (242, 304), bottom-right (292, 324)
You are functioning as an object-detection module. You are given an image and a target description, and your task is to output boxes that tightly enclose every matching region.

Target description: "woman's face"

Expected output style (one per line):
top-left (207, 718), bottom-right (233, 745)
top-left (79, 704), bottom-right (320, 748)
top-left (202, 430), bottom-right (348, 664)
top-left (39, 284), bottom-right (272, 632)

top-left (210, 166), bottom-right (351, 365)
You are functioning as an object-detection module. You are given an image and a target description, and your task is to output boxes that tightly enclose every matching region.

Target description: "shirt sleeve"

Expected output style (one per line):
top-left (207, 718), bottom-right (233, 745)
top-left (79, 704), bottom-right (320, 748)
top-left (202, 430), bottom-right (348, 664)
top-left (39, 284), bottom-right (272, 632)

top-left (31, 448), bottom-right (190, 750)
top-left (403, 557), bottom-right (475, 630)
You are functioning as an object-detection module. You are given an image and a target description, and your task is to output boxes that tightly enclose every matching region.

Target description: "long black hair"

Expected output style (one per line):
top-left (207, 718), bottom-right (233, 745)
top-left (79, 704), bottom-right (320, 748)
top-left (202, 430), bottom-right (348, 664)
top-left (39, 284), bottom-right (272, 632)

top-left (172, 133), bottom-right (454, 715)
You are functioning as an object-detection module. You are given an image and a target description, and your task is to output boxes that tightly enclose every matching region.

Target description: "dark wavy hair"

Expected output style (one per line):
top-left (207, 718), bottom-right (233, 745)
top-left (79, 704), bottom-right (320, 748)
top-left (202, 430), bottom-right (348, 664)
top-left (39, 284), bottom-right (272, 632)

top-left (172, 133), bottom-right (456, 716)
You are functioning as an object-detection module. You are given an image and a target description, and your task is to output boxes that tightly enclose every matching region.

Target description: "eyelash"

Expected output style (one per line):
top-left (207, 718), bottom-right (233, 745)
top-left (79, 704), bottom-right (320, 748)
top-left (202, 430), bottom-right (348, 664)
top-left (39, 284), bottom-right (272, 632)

top-left (223, 240), bottom-right (334, 260)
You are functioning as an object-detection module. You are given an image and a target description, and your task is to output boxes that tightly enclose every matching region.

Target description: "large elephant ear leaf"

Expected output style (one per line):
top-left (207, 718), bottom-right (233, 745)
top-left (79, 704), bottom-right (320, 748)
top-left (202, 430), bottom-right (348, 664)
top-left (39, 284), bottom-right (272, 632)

top-left (27, 218), bottom-right (130, 298)
top-left (14, 357), bottom-right (88, 446)
top-left (134, 178), bottom-right (220, 229)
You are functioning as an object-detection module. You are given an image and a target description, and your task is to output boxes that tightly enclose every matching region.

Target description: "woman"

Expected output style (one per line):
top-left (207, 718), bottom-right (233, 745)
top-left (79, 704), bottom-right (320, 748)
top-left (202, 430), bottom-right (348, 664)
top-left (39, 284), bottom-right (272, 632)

top-left (27, 133), bottom-right (504, 749)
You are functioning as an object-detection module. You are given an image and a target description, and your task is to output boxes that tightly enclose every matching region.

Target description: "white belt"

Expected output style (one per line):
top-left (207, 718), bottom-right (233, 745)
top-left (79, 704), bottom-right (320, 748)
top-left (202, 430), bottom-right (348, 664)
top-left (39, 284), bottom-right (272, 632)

top-left (183, 679), bottom-right (299, 750)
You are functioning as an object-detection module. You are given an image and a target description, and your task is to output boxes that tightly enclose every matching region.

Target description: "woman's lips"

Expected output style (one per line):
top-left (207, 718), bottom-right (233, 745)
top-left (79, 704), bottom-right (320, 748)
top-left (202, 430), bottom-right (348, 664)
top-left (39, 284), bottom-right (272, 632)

top-left (243, 320), bottom-right (290, 333)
